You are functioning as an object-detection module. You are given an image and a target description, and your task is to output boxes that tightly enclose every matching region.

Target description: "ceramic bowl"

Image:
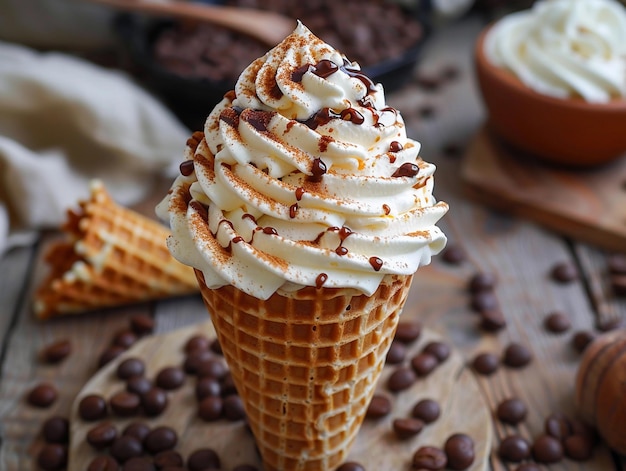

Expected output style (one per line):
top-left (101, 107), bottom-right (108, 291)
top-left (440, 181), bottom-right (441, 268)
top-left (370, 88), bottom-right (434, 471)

top-left (474, 26), bottom-right (626, 167)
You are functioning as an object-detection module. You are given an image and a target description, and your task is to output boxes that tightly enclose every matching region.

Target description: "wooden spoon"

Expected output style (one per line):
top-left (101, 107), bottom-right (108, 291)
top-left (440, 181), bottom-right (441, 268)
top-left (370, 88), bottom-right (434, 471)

top-left (88, 0), bottom-right (295, 46)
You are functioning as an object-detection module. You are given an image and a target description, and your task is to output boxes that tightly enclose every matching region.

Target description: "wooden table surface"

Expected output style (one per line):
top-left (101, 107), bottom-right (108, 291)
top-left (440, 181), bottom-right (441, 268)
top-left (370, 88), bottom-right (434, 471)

top-left (1, 14), bottom-right (625, 471)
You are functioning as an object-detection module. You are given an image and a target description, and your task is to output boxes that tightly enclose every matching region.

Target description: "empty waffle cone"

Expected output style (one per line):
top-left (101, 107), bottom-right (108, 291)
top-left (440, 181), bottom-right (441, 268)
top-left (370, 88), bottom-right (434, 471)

top-left (34, 181), bottom-right (198, 319)
top-left (195, 269), bottom-right (413, 471)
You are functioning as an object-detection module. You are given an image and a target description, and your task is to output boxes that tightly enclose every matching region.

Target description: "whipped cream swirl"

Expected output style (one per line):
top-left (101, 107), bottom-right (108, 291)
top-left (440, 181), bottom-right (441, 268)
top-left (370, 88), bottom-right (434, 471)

top-left (485, 0), bottom-right (626, 102)
top-left (157, 22), bottom-right (448, 299)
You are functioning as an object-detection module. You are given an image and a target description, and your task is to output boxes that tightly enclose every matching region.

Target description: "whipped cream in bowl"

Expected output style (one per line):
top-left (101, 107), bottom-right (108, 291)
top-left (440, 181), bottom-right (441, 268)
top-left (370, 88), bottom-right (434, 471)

top-left (157, 22), bottom-right (448, 300)
top-left (485, 0), bottom-right (626, 102)
top-left (474, 0), bottom-right (626, 166)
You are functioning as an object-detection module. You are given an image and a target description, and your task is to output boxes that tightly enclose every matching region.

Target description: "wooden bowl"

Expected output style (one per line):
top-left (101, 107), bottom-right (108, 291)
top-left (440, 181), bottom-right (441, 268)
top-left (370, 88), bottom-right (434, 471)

top-left (474, 26), bottom-right (626, 167)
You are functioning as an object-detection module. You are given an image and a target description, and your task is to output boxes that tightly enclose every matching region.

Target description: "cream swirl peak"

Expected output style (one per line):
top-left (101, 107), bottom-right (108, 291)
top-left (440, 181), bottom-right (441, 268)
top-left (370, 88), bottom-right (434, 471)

top-left (485, 0), bottom-right (626, 102)
top-left (157, 22), bottom-right (448, 300)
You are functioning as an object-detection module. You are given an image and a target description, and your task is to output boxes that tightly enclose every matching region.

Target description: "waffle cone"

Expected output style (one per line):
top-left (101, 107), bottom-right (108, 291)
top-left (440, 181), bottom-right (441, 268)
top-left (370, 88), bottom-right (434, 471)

top-left (195, 269), bottom-right (413, 471)
top-left (34, 181), bottom-right (197, 319)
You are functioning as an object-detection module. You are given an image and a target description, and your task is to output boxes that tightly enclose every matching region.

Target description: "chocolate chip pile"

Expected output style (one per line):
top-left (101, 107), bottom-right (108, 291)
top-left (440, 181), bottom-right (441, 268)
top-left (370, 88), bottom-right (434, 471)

top-left (152, 0), bottom-right (423, 83)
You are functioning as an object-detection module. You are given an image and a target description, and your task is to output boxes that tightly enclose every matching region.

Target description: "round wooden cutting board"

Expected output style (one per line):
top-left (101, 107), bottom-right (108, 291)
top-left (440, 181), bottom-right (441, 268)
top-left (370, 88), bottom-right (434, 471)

top-left (69, 321), bottom-right (492, 470)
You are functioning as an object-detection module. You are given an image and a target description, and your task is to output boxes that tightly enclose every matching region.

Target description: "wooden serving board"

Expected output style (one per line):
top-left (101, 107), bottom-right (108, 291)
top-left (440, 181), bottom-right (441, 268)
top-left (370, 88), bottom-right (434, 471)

top-left (462, 126), bottom-right (626, 254)
top-left (69, 321), bottom-right (492, 470)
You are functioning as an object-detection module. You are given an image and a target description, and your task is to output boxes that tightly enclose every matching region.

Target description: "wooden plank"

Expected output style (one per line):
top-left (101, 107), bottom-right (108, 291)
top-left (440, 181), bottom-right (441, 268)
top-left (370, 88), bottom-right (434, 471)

top-left (68, 321), bottom-right (492, 471)
top-left (0, 245), bottom-right (36, 344)
top-left (461, 128), bottom-right (626, 254)
top-left (0, 235), bottom-right (156, 471)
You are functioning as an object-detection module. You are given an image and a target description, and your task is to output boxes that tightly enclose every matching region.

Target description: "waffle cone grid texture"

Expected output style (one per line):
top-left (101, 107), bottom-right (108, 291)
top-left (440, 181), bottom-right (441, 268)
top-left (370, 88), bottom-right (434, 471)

top-left (196, 270), bottom-right (413, 471)
top-left (35, 182), bottom-right (197, 318)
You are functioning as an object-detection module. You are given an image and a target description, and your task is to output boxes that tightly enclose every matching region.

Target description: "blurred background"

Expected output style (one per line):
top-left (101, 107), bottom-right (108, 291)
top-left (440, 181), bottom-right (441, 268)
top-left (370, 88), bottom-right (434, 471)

top-left (0, 0), bottom-right (536, 130)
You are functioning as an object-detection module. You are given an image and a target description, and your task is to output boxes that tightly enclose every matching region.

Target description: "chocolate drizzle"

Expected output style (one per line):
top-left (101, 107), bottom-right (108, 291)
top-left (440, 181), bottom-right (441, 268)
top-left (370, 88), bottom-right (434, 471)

top-left (315, 273), bottom-right (328, 289)
top-left (262, 227), bottom-right (278, 235)
top-left (295, 187), bottom-right (305, 201)
top-left (242, 110), bottom-right (274, 132)
top-left (383, 204), bottom-right (391, 215)
top-left (389, 141), bottom-right (403, 152)
top-left (179, 160), bottom-right (194, 176)
top-left (309, 158), bottom-right (327, 182)
top-left (392, 162), bottom-right (419, 178)
top-left (289, 203), bottom-right (298, 219)
top-left (369, 257), bottom-right (383, 271)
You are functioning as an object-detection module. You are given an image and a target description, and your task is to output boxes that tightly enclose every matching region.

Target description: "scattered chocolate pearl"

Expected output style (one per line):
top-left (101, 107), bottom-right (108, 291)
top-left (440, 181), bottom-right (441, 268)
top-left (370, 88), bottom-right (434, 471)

top-left (393, 417), bottom-right (424, 439)
top-left (87, 455), bottom-right (119, 471)
top-left (444, 433), bottom-right (475, 470)
top-left (198, 395), bottom-right (224, 421)
top-left (366, 394), bottom-right (392, 419)
top-left (179, 159), bottom-right (195, 176)
top-left (411, 352), bottom-right (438, 377)
top-left (564, 434), bottom-right (594, 461)
top-left (117, 358), bottom-right (146, 380)
top-left (532, 434), bottom-right (564, 463)
top-left (442, 142), bottom-right (463, 158)
top-left (223, 394), bottom-right (246, 421)
top-left (496, 398), bottom-right (527, 425)
top-left (110, 435), bottom-right (144, 463)
top-left (126, 376), bottom-right (152, 396)
top-left (144, 425), bottom-right (178, 454)
top-left (185, 334), bottom-right (211, 353)
top-left (550, 261), bottom-right (579, 283)
top-left (196, 376), bottom-right (221, 400)
top-left (130, 314), bottom-right (155, 336)
top-left (40, 339), bottom-right (72, 364)
top-left (394, 321), bottom-right (422, 344)
top-left (503, 343), bottom-right (532, 368)
top-left (418, 104), bottom-right (436, 118)
top-left (209, 338), bottom-right (223, 355)
top-left (122, 456), bottom-right (156, 471)
top-left (98, 345), bottom-right (126, 368)
top-left (472, 352), bottom-right (499, 375)
top-left (78, 394), bottom-right (108, 421)
top-left (154, 450), bottom-right (184, 468)
top-left (572, 330), bottom-right (595, 353)
top-left (440, 64), bottom-right (461, 81)
top-left (385, 341), bottom-right (406, 364)
top-left (479, 310), bottom-right (506, 332)
top-left (411, 398), bottom-right (440, 424)
top-left (607, 253), bottom-right (626, 274)
top-left (155, 366), bottom-right (186, 390)
top-left (414, 74), bottom-right (442, 91)
top-left (610, 274), bottom-right (626, 296)
top-left (544, 311), bottom-right (571, 333)
top-left (196, 358), bottom-right (229, 379)
top-left (336, 463), bottom-right (365, 471)
top-left (220, 372), bottom-right (238, 396)
top-left (110, 390), bottom-right (141, 417)
top-left (387, 366), bottom-right (417, 392)
top-left (441, 244), bottom-right (465, 265)
top-left (142, 387), bottom-right (169, 417)
top-left (544, 413), bottom-right (572, 440)
top-left (597, 316), bottom-right (622, 331)
top-left (41, 416), bottom-right (69, 444)
top-left (498, 435), bottom-right (531, 462)
top-left (514, 464), bottom-right (540, 471)
top-left (86, 422), bottom-right (118, 449)
top-left (187, 448), bottom-right (221, 471)
top-left (412, 445), bottom-right (447, 470)
top-left (26, 382), bottom-right (58, 408)
top-left (183, 350), bottom-right (213, 375)
top-left (468, 272), bottom-right (497, 293)
top-left (422, 341), bottom-right (451, 363)
top-left (123, 422), bottom-right (151, 442)
top-left (113, 330), bottom-right (139, 349)
top-left (37, 443), bottom-right (67, 471)
top-left (470, 290), bottom-right (498, 312)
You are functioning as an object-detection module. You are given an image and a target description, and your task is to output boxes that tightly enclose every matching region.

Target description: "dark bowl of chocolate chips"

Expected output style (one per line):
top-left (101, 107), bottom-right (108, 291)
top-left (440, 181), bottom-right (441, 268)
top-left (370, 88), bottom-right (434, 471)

top-left (115, 0), bottom-right (431, 129)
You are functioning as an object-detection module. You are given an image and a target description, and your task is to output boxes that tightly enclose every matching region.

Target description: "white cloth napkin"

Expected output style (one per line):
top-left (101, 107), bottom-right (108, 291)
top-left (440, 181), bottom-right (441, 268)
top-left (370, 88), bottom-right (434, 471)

top-left (0, 40), bottom-right (190, 255)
